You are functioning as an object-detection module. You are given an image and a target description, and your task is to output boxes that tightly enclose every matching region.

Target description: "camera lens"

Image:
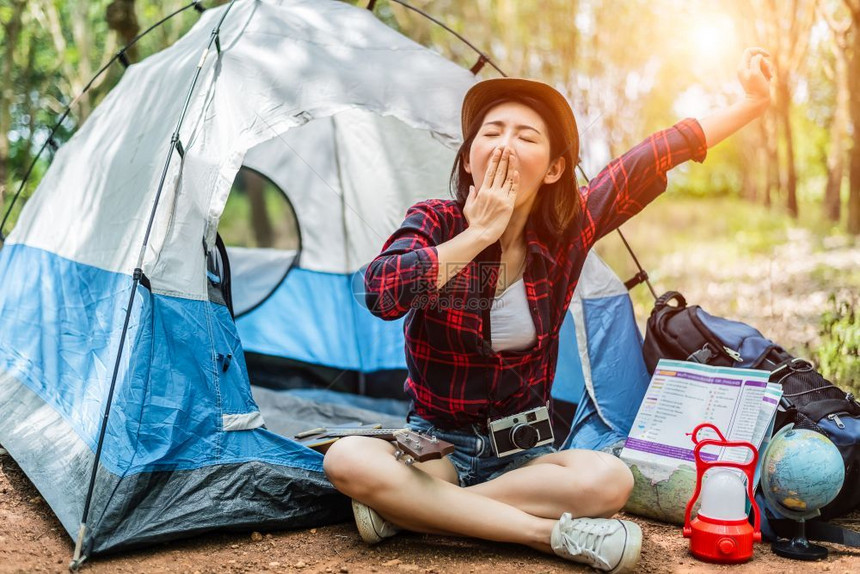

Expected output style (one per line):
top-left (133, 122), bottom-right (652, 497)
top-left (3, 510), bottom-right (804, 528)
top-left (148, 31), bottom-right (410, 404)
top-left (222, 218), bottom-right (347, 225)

top-left (510, 424), bottom-right (539, 450)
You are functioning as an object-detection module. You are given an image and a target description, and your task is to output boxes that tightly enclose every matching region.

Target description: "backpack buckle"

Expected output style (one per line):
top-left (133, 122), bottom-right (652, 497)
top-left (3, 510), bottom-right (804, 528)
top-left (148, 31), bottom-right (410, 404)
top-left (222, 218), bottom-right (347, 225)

top-left (687, 343), bottom-right (715, 364)
top-left (722, 346), bottom-right (743, 362)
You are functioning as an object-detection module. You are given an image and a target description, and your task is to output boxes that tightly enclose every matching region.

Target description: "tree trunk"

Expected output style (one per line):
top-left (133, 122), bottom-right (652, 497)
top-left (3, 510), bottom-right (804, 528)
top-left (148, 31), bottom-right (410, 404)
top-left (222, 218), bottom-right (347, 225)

top-left (824, 40), bottom-right (848, 222)
top-left (762, 113), bottom-right (780, 207)
top-left (848, 17), bottom-right (860, 235)
top-left (21, 19), bottom-right (37, 176)
top-left (777, 79), bottom-right (798, 218)
top-left (106, 0), bottom-right (140, 63)
top-left (244, 171), bottom-right (274, 248)
top-left (739, 130), bottom-right (759, 201)
top-left (71, 1), bottom-right (93, 120)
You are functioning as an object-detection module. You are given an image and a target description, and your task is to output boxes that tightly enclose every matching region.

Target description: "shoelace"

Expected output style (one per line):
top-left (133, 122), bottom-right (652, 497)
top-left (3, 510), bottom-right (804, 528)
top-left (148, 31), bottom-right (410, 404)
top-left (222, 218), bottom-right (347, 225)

top-left (556, 517), bottom-right (616, 570)
top-left (367, 506), bottom-right (398, 537)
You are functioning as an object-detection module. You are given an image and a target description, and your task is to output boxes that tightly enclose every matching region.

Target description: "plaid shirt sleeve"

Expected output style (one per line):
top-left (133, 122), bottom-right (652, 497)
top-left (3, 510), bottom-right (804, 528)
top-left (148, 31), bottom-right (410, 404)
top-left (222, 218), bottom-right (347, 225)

top-left (577, 118), bottom-right (708, 247)
top-left (364, 200), bottom-right (447, 320)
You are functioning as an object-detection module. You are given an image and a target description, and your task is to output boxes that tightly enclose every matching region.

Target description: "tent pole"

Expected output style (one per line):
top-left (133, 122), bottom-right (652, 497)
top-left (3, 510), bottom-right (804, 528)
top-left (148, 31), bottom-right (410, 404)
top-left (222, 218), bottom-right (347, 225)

top-left (70, 1), bottom-right (238, 568)
top-left (575, 164), bottom-right (656, 298)
top-left (70, 269), bottom-right (143, 569)
top-left (384, 0), bottom-right (507, 77)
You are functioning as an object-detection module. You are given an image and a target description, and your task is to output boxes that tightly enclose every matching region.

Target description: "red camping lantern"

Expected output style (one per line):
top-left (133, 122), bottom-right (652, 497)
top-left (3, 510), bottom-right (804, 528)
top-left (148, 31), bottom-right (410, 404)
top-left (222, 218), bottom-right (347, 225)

top-left (682, 423), bottom-right (762, 564)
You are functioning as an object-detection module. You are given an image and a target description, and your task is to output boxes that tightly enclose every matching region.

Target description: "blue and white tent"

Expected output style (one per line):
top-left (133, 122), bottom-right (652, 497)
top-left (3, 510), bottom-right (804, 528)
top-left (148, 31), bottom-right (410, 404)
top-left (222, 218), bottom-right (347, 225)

top-left (0, 0), bottom-right (650, 561)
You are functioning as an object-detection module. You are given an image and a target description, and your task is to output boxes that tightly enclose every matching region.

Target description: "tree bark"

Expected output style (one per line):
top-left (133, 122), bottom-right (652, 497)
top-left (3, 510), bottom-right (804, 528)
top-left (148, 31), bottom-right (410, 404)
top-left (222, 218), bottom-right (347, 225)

top-left (776, 78), bottom-right (799, 218)
top-left (106, 0), bottom-right (140, 63)
top-left (763, 113), bottom-right (780, 207)
top-left (739, 129), bottom-right (760, 201)
top-left (20, 16), bottom-right (37, 177)
top-left (824, 31), bottom-right (849, 221)
top-left (747, 0), bottom-right (814, 217)
top-left (244, 171), bottom-right (275, 248)
top-left (848, 8), bottom-right (860, 234)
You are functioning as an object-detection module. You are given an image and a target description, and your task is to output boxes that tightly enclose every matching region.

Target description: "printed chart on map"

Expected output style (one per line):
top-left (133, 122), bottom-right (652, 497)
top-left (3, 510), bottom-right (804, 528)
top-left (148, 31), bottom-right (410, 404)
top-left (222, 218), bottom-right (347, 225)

top-left (621, 359), bottom-right (782, 469)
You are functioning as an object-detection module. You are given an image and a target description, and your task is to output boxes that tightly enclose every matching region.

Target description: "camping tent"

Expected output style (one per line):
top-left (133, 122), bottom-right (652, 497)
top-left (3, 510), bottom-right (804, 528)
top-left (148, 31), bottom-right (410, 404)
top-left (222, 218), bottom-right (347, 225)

top-left (0, 0), bottom-right (650, 561)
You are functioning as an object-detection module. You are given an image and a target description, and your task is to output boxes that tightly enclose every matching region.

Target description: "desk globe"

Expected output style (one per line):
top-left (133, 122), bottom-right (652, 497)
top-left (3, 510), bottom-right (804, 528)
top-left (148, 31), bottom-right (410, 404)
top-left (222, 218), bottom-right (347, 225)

top-left (761, 425), bottom-right (845, 560)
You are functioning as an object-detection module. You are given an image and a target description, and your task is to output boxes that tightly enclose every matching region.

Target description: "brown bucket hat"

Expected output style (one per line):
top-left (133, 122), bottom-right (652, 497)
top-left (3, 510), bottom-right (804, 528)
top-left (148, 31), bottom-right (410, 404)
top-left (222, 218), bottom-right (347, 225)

top-left (460, 78), bottom-right (579, 164)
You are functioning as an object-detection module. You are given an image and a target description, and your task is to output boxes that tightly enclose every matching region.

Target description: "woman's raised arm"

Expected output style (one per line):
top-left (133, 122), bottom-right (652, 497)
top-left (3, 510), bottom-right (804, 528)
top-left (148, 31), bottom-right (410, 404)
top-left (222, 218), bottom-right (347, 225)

top-left (697, 47), bottom-right (773, 148)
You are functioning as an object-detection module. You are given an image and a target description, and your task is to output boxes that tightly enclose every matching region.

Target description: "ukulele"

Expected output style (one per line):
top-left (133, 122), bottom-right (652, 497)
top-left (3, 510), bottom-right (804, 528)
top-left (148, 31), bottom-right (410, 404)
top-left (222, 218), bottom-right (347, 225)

top-left (294, 423), bottom-right (454, 465)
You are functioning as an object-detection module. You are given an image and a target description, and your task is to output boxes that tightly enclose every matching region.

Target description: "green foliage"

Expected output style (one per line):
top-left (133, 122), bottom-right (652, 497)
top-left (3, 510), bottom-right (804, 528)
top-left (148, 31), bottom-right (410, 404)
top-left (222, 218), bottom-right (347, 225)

top-left (219, 170), bottom-right (300, 250)
top-left (811, 295), bottom-right (860, 390)
top-left (594, 196), bottom-right (793, 314)
top-left (1, 0), bottom-right (206, 234)
top-left (675, 139), bottom-right (744, 198)
top-left (593, 194), bottom-right (860, 378)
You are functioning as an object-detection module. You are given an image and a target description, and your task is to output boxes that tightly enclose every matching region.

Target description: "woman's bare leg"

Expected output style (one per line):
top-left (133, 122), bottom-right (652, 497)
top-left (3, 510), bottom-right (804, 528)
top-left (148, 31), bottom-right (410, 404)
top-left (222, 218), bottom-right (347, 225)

top-left (323, 436), bottom-right (556, 552)
top-left (467, 449), bottom-right (634, 519)
top-left (323, 438), bottom-right (633, 553)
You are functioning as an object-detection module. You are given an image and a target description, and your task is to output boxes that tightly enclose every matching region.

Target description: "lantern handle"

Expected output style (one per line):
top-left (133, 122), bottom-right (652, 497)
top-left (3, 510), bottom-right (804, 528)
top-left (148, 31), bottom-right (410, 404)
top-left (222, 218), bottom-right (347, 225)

top-left (682, 423), bottom-right (762, 542)
top-left (686, 422), bottom-right (727, 445)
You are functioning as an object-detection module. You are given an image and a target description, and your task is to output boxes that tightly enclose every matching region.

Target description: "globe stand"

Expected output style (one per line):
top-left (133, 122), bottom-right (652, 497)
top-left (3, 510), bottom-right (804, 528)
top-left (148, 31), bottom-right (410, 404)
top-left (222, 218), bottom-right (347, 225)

top-left (771, 518), bottom-right (828, 561)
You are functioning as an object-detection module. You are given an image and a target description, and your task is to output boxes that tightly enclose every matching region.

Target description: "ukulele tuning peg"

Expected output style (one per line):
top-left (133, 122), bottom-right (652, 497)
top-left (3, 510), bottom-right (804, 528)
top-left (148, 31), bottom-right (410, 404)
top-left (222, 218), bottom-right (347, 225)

top-left (403, 456), bottom-right (415, 466)
top-left (394, 449), bottom-right (404, 461)
top-left (430, 435), bottom-right (438, 443)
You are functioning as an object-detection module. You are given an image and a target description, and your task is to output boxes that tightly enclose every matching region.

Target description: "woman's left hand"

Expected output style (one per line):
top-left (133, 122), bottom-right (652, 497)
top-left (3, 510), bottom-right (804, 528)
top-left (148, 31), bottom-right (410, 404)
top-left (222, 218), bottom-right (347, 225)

top-left (697, 47), bottom-right (774, 148)
top-left (737, 47), bottom-right (772, 107)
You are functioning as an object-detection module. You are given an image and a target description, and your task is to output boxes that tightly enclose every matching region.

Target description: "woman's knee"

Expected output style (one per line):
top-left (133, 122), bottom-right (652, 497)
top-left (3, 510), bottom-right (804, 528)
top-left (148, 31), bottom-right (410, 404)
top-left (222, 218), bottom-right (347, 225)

top-left (599, 454), bottom-right (634, 510)
top-left (322, 436), bottom-right (394, 497)
top-left (580, 452), bottom-right (634, 513)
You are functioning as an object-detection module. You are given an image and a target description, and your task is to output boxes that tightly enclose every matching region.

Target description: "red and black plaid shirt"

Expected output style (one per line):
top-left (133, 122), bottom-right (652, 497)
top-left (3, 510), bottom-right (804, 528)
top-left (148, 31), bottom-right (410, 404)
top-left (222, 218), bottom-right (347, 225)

top-left (364, 119), bottom-right (707, 430)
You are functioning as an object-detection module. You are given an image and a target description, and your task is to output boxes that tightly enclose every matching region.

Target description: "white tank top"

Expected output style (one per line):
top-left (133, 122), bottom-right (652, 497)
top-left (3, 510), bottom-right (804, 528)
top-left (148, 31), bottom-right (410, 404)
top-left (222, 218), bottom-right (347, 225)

top-left (490, 278), bottom-right (538, 352)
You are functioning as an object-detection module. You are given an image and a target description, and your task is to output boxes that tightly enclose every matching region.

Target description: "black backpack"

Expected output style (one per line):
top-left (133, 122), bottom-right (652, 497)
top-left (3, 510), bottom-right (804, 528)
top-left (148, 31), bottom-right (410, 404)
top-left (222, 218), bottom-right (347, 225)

top-left (642, 291), bottom-right (860, 520)
top-left (641, 291), bottom-right (791, 373)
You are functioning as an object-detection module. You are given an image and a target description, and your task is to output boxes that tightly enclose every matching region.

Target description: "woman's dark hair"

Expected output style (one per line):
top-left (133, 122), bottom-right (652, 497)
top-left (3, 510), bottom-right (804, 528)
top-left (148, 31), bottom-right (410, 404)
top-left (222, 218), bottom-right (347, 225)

top-left (449, 94), bottom-right (580, 241)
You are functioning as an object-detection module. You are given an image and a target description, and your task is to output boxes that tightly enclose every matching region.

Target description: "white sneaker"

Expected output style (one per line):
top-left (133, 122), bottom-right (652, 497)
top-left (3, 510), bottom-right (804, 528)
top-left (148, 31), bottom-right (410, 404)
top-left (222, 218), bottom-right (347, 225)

top-left (351, 499), bottom-right (401, 544)
top-left (550, 513), bottom-right (642, 573)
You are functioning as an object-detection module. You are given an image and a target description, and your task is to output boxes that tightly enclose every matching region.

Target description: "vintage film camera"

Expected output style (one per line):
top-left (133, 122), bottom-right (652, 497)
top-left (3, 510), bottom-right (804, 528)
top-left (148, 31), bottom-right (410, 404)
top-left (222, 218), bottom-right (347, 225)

top-left (488, 405), bottom-right (554, 458)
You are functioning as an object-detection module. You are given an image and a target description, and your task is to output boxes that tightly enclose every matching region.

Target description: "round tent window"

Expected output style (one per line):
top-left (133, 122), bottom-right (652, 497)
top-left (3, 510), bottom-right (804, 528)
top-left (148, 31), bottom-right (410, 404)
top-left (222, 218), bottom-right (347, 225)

top-left (219, 166), bottom-right (301, 316)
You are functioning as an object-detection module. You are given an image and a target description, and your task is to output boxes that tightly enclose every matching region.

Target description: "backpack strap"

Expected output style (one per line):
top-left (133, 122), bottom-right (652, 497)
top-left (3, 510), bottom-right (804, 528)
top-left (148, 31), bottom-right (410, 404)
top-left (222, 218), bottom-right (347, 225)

top-left (761, 510), bottom-right (860, 547)
top-left (796, 520), bottom-right (860, 547)
top-left (654, 291), bottom-right (686, 310)
top-left (800, 398), bottom-right (860, 421)
top-left (757, 492), bottom-right (860, 547)
top-left (752, 345), bottom-right (793, 370)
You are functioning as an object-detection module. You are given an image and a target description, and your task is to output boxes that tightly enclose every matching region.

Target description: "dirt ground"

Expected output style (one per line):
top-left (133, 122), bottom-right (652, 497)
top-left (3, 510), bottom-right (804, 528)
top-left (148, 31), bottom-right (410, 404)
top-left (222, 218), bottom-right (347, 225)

top-left (1, 448), bottom-right (858, 574)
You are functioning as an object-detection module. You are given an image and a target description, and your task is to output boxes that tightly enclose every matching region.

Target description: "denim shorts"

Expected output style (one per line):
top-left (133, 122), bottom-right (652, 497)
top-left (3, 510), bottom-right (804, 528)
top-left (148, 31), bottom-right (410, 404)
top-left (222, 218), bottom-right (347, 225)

top-left (406, 412), bottom-right (556, 487)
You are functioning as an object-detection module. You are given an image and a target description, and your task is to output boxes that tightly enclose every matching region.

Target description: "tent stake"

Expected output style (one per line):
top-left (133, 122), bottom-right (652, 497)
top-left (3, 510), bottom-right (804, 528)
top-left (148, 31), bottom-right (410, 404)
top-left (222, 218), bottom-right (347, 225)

top-left (70, 524), bottom-right (87, 570)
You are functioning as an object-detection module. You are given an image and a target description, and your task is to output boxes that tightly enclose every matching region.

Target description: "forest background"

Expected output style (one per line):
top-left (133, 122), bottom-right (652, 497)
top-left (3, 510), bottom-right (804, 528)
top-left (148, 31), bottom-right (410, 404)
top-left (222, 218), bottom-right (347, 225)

top-left (0, 0), bottom-right (857, 388)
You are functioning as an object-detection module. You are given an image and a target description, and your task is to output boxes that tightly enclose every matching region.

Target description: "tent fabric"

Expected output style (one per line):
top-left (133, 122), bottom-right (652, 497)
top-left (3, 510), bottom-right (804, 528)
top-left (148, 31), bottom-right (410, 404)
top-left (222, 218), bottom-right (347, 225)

top-left (0, 246), bottom-right (342, 556)
top-left (5, 0), bottom-right (471, 299)
top-left (0, 372), bottom-right (344, 555)
top-left (236, 267), bottom-right (408, 372)
top-left (241, 109), bottom-right (458, 275)
top-left (0, 0), bottom-right (650, 559)
top-left (226, 246), bottom-right (297, 315)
